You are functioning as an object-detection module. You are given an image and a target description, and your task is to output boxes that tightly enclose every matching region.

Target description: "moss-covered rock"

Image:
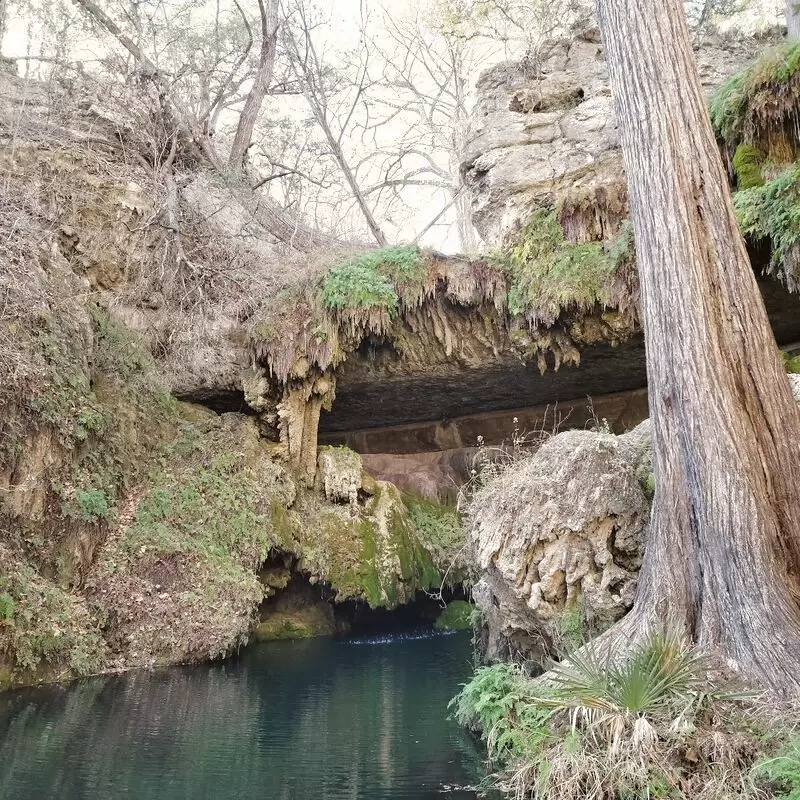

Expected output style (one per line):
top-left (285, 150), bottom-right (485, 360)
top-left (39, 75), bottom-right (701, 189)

top-left (294, 479), bottom-right (442, 609)
top-left (434, 601), bottom-right (474, 631)
top-left (253, 608), bottom-right (335, 641)
top-left (85, 414), bottom-right (296, 670)
top-left (734, 163), bottom-right (800, 290)
top-left (492, 211), bottom-right (636, 324)
top-left (732, 143), bottom-right (766, 189)
top-left (709, 43), bottom-right (800, 157)
top-left (404, 496), bottom-right (469, 585)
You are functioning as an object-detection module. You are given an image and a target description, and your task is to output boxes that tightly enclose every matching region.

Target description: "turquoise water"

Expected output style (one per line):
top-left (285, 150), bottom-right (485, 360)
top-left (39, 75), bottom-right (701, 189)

top-left (0, 630), bottom-right (492, 800)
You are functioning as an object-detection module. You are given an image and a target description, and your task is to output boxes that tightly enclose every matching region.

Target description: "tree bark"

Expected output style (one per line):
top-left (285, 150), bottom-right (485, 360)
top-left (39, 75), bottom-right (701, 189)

top-left (596, 0), bottom-right (800, 692)
top-left (227, 0), bottom-right (279, 172)
top-left (788, 1), bottom-right (800, 40)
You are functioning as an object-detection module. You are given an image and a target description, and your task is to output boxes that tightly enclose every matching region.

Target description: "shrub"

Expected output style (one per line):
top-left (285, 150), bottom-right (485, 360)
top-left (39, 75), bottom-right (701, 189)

top-left (454, 629), bottom-right (779, 800)
top-left (74, 489), bottom-right (111, 522)
top-left (451, 662), bottom-right (552, 764)
top-left (321, 262), bottom-right (398, 311)
top-left (405, 497), bottom-right (466, 581)
top-left (542, 629), bottom-right (709, 745)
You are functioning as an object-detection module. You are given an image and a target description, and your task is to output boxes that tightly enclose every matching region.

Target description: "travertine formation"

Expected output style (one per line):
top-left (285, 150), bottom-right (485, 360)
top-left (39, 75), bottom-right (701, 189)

top-left (468, 423), bottom-right (653, 663)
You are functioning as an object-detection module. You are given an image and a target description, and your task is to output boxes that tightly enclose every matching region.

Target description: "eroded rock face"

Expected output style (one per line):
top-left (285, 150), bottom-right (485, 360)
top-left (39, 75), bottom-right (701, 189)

top-left (463, 32), bottom-right (765, 247)
top-left (468, 423), bottom-right (652, 664)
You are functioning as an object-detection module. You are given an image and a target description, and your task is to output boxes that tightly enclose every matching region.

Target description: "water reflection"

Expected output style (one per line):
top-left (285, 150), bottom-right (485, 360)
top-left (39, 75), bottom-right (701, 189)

top-left (0, 631), bottom-right (490, 800)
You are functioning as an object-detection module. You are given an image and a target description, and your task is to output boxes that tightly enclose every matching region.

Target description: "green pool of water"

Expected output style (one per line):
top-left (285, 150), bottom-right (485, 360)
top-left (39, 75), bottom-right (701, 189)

top-left (0, 630), bottom-right (493, 799)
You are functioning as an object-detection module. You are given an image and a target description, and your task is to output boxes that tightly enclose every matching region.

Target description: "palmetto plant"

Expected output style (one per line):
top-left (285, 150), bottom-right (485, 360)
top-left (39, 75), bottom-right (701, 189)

top-left (534, 628), bottom-right (725, 754)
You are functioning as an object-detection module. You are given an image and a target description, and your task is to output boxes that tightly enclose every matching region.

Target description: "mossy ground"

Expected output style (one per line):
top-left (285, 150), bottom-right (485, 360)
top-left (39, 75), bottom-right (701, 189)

top-left (253, 615), bottom-right (317, 641)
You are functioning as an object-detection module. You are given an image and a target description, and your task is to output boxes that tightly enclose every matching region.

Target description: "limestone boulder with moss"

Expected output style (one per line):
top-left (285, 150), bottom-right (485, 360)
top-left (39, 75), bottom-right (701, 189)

top-left (279, 478), bottom-right (444, 609)
top-left (468, 427), bottom-right (652, 664)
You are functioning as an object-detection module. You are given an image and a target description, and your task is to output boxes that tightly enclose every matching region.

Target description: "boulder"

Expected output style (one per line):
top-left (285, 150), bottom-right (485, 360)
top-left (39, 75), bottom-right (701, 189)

top-left (468, 425), bottom-right (652, 664)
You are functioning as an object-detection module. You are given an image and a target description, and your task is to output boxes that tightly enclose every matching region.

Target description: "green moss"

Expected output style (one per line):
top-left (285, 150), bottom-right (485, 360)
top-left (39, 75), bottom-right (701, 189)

top-left (253, 615), bottom-right (314, 641)
top-left (434, 600), bottom-right (474, 631)
top-left (388, 504), bottom-right (441, 592)
top-left (709, 43), bottom-right (800, 149)
top-left (298, 483), bottom-right (442, 609)
top-left (734, 163), bottom-right (800, 288)
top-left (644, 472), bottom-right (656, 499)
top-left (494, 211), bottom-right (634, 322)
top-left (320, 246), bottom-right (427, 312)
top-left (785, 353), bottom-right (800, 374)
top-left (732, 143), bottom-right (765, 189)
top-left (122, 432), bottom-right (276, 579)
top-left (0, 547), bottom-right (108, 679)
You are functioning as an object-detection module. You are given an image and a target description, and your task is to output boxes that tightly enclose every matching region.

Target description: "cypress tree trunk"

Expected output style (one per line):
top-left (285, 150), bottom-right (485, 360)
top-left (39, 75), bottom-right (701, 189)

top-left (595, 0), bottom-right (800, 692)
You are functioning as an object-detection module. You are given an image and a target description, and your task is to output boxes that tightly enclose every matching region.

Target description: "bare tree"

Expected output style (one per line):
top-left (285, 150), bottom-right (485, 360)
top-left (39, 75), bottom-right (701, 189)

top-left (595, 0), bottom-right (800, 692)
top-left (281, 0), bottom-right (387, 245)
top-left (686, 0), bottom-right (749, 29)
top-left (228, 0), bottom-right (279, 172)
top-left (430, 0), bottom-right (593, 72)
top-left (0, 0), bottom-right (9, 46)
top-left (67, 0), bottom-right (344, 251)
top-left (359, 7), bottom-right (477, 251)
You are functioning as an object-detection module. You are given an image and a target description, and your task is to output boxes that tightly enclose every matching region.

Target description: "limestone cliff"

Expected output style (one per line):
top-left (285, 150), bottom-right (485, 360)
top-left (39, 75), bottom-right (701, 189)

top-left (0, 64), bottom-right (461, 686)
top-left (462, 30), bottom-right (769, 247)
